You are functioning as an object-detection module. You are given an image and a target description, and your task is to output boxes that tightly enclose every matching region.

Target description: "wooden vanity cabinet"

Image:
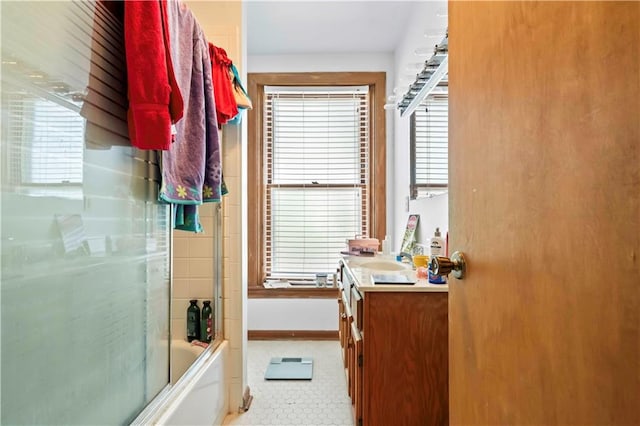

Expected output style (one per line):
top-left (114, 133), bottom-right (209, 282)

top-left (363, 290), bottom-right (448, 425)
top-left (337, 262), bottom-right (449, 426)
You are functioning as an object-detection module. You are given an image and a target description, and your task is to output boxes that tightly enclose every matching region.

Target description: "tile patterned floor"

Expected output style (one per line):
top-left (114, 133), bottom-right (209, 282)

top-left (223, 340), bottom-right (354, 426)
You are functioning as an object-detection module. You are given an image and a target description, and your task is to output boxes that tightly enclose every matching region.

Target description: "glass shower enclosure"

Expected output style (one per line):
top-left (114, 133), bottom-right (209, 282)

top-left (1, 2), bottom-right (172, 424)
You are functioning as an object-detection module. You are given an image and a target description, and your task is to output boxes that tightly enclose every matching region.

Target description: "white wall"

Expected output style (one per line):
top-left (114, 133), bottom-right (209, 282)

top-left (391, 1), bottom-right (449, 252)
top-left (248, 299), bottom-right (338, 330)
top-left (248, 52), bottom-right (395, 331)
top-left (410, 193), bottom-right (448, 247)
top-left (249, 52), bottom-right (393, 76)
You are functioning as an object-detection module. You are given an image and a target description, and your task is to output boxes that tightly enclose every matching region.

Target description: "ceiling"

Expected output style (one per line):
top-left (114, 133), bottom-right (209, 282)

top-left (246, 1), bottom-right (417, 55)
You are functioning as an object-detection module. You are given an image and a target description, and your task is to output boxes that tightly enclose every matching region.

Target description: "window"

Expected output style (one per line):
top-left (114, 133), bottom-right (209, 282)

top-left (410, 88), bottom-right (448, 199)
top-left (265, 86), bottom-right (369, 279)
top-left (248, 73), bottom-right (386, 291)
top-left (4, 91), bottom-right (84, 198)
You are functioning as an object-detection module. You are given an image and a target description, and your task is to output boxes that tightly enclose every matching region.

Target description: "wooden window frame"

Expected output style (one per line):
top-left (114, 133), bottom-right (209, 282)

top-left (247, 72), bottom-right (386, 298)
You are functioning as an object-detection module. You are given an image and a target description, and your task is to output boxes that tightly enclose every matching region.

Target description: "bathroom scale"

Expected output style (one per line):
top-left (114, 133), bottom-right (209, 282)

top-left (264, 357), bottom-right (313, 380)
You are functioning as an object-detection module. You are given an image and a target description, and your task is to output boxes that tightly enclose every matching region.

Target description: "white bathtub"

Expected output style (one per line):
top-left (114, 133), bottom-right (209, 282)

top-left (134, 340), bottom-right (229, 426)
top-left (170, 340), bottom-right (206, 384)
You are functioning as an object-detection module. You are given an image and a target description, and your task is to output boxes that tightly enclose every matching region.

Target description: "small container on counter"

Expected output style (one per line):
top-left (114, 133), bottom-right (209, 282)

top-left (316, 273), bottom-right (328, 287)
top-left (416, 266), bottom-right (429, 279)
top-left (413, 254), bottom-right (428, 269)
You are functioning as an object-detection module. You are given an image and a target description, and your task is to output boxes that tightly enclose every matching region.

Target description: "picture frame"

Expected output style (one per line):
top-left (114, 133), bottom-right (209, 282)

top-left (400, 214), bottom-right (419, 256)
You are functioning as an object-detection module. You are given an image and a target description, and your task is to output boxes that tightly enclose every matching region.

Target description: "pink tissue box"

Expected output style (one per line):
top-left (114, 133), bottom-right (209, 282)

top-left (347, 238), bottom-right (379, 255)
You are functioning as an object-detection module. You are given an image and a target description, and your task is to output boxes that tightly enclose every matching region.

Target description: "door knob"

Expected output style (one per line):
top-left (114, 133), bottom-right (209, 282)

top-left (430, 251), bottom-right (467, 280)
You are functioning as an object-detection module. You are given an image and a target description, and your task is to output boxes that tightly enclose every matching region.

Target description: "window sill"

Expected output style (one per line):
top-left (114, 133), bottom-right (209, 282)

top-left (248, 286), bottom-right (338, 299)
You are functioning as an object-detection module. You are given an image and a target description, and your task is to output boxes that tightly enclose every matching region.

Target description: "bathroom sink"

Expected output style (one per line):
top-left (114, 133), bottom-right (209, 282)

top-left (359, 260), bottom-right (410, 271)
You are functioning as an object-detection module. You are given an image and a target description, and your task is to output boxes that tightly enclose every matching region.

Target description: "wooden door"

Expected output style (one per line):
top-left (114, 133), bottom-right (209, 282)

top-left (448, 2), bottom-right (640, 424)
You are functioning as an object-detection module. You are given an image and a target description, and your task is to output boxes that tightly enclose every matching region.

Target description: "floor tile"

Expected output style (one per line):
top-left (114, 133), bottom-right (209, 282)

top-left (223, 340), bottom-right (353, 426)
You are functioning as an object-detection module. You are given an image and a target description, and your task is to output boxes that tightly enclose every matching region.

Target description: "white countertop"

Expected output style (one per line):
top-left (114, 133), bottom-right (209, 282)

top-left (341, 255), bottom-right (449, 293)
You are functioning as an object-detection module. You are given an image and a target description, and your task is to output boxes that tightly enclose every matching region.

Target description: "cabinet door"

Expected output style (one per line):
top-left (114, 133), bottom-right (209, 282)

top-left (351, 322), bottom-right (363, 426)
top-left (338, 295), bottom-right (345, 351)
top-left (364, 292), bottom-right (448, 425)
top-left (342, 290), bottom-right (353, 370)
top-left (346, 316), bottom-right (353, 398)
top-left (351, 286), bottom-right (363, 332)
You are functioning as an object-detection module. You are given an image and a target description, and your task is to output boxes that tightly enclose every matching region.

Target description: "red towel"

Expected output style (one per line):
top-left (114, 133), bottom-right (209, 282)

top-left (124, 0), bottom-right (183, 150)
top-left (209, 44), bottom-right (238, 126)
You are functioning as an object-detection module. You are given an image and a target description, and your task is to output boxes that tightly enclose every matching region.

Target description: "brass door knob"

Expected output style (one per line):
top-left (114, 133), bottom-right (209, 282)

top-left (429, 251), bottom-right (467, 279)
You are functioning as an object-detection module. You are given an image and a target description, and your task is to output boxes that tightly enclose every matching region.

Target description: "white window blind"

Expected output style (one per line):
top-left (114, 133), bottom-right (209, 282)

top-left (411, 92), bottom-right (448, 199)
top-left (264, 86), bottom-right (369, 279)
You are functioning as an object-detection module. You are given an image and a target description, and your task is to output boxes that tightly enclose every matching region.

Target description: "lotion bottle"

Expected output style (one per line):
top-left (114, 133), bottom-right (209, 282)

top-left (428, 228), bottom-right (447, 284)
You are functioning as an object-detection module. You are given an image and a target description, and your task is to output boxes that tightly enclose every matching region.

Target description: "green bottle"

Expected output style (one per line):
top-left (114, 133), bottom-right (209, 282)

top-left (187, 300), bottom-right (200, 342)
top-left (201, 300), bottom-right (213, 343)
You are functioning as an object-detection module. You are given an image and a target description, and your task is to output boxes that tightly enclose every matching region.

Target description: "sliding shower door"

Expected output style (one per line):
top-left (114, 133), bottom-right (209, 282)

top-left (1, 1), bottom-right (171, 424)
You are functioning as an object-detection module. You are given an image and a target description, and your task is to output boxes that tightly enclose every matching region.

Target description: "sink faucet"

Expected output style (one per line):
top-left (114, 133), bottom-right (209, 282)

top-left (398, 252), bottom-right (413, 263)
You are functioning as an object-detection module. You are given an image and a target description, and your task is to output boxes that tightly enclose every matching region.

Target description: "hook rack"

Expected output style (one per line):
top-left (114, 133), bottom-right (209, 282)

top-left (398, 31), bottom-right (448, 117)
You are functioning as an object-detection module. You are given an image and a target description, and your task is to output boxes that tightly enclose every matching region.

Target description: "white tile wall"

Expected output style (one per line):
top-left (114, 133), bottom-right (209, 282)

top-left (183, 1), bottom-right (245, 416)
top-left (172, 319), bottom-right (186, 341)
top-left (172, 217), bottom-right (216, 341)
top-left (189, 238), bottom-right (214, 258)
top-left (173, 278), bottom-right (190, 299)
top-left (221, 122), bottom-right (246, 410)
top-left (191, 278), bottom-right (214, 299)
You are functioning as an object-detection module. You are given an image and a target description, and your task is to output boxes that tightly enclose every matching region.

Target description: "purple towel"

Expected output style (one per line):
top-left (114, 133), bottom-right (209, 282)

top-left (159, 0), bottom-right (221, 207)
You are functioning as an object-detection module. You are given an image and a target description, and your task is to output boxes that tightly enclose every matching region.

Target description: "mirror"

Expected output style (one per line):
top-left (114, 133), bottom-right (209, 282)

top-left (409, 81), bottom-right (448, 200)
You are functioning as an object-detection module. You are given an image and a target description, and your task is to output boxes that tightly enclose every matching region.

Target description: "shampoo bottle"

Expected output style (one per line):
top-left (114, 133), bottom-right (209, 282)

top-left (382, 235), bottom-right (391, 255)
top-left (429, 228), bottom-right (447, 284)
top-left (201, 300), bottom-right (213, 343)
top-left (187, 300), bottom-right (200, 342)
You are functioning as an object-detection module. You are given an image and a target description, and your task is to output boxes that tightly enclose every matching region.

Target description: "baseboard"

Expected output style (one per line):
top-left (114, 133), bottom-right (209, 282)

top-left (248, 330), bottom-right (339, 340)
